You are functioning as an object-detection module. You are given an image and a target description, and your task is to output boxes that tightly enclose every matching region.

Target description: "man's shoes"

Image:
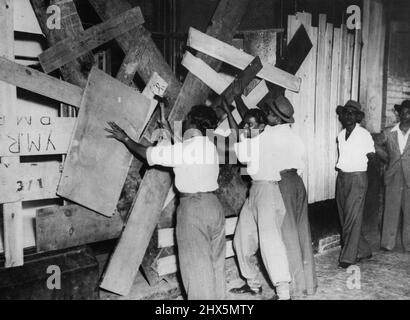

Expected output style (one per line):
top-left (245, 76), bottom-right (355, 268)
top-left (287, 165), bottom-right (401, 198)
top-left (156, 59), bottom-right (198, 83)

top-left (229, 284), bottom-right (262, 295)
top-left (356, 254), bottom-right (372, 263)
top-left (269, 294), bottom-right (279, 300)
top-left (380, 247), bottom-right (391, 252)
top-left (338, 262), bottom-right (353, 269)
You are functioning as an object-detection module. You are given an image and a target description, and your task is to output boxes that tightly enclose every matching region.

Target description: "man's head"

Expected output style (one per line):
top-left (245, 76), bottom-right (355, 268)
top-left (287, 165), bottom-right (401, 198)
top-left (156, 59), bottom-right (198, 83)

top-left (336, 100), bottom-right (364, 128)
top-left (260, 95), bottom-right (295, 127)
top-left (242, 108), bottom-right (267, 138)
top-left (395, 100), bottom-right (410, 125)
top-left (214, 104), bottom-right (235, 122)
top-left (183, 105), bottom-right (218, 137)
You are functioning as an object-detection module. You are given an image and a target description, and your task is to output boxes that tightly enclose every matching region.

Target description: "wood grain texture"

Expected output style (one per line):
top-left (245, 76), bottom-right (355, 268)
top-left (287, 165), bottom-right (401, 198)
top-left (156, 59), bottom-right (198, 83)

top-left (57, 68), bottom-right (154, 217)
top-left (187, 27), bottom-right (301, 92)
top-left (0, 162), bottom-right (62, 203)
top-left (35, 205), bottom-right (124, 252)
top-left (39, 7), bottom-right (145, 74)
top-left (0, 57), bottom-right (83, 107)
top-left (1, 0), bottom-right (24, 267)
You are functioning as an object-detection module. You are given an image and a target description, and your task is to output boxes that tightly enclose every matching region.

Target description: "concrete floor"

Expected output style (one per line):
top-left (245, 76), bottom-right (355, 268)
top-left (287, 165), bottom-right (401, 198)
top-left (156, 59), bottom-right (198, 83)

top-left (100, 230), bottom-right (410, 300)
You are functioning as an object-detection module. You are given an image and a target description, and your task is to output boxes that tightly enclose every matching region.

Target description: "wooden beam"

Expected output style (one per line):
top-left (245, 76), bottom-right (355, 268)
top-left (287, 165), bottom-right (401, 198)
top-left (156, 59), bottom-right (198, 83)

top-left (38, 7), bottom-right (145, 74)
top-left (0, 162), bottom-right (61, 203)
top-left (87, 0), bottom-right (182, 111)
top-left (1, 0), bottom-right (24, 268)
top-left (0, 57), bottom-right (83, 107)
top-left (35, 205), bottom-right (124, 252)
top-left (30, 0), bottom-right (93, 88)
top-left (0, 117), bottom-right (76, 157)
top-left (100, 0), bottom-right (251, 296)
top-left (187, 27), bottom-right (301, 92)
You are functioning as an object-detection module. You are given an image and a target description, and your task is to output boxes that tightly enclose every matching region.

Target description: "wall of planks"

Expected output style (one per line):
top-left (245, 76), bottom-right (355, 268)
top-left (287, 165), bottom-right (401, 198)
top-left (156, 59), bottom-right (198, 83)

top-left (286, 12), bottom-right (361, 203)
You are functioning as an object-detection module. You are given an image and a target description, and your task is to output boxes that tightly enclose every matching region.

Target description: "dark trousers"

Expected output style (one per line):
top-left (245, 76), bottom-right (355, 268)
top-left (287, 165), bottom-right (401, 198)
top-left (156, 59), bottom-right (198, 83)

top-left (336, 171), bottom-right (372, 264)
top-left (279, 171), bottom-right (317, 297)
top-left (176, 193), bottom-right (226, 300)
top-left (381, 168), bottom-right (410, 251)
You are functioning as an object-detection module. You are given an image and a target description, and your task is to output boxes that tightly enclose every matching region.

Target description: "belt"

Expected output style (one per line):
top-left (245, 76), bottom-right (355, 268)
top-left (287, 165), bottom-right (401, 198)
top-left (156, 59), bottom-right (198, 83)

top-left (179, 191), bottom-right (216, 198)
top-left (337, 170), bottom-right (367, 175)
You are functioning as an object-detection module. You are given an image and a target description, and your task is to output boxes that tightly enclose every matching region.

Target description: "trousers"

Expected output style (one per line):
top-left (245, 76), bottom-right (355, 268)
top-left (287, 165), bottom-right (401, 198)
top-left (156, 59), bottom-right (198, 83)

top-left (279, 170), bottom-right (317, 296)
top-left (234, 181), bottom-right (291, 288)
top-left (336, 171), bottom-right (372, 263)
top-left (176, 192), bottom-right (226, 300)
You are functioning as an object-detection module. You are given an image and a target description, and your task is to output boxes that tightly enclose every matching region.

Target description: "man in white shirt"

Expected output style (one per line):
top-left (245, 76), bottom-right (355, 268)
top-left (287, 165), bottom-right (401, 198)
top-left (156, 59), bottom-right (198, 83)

top-left (105, 105), bottom-right (225, 300)
top-left (335, 100), bottom-right (375, 268)
top-left (260, 95), bottom-right (317, 297)
top-left (376, 100), bottom-right (410, 252)
top-left (225, 107), bottom-right (292, 300)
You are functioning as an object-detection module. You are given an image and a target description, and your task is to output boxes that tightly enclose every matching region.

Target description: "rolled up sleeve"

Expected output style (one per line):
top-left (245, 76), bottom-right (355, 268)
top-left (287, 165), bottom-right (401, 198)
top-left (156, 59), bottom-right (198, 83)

top-left (147, 143), bottom-right (184, 167)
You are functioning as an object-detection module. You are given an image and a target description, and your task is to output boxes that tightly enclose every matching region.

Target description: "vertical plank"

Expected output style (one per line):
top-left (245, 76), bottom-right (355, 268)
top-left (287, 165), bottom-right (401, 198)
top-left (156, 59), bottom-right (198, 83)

top-left (345, 33), bottom-right (355, 102)
top-left (0, 0), bottom-right (24, 267)
top-left (351, 29), bottom-right (362, 101)
top-left (329, 28), bottom-right (342, 198)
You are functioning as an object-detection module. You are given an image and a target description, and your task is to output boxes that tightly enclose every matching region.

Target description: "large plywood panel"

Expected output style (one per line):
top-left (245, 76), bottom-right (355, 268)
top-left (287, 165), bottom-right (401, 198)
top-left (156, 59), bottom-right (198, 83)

top-left (57, 67), bottom-right (155, 217)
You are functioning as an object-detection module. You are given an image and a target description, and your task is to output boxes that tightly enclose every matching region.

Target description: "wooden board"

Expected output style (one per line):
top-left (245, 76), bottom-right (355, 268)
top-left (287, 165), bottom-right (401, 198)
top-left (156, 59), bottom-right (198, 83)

top-left (35, 205), bottom-right (124, 252)
top-left (57, 67), bottom-right (155, 217)
top-left (1, 0), bottom-right (23, 267)
top-left (0, 117), bottom-right (76, 157)
top-left (0, 57), bottom-right (83, 107)
top-left (39, 6), bottom-right (145, 73)
top-left (0, 162), bottom-right (62, 203)
top-left (187, 27), bottom-right (301, 92)
top-left (157, 240), bottom-right (235, 277)
top-left (100, 0), bottom-right (251, 296)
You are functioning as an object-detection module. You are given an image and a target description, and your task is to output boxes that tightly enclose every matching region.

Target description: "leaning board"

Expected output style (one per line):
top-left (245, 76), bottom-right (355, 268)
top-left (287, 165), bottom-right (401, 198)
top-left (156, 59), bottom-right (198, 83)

top-left (57, 67), bottom-right (155, 217)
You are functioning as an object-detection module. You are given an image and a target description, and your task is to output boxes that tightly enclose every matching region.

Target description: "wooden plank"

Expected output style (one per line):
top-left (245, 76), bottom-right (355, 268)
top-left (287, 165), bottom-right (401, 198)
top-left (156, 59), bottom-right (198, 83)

top-left (100, 0), bottom-right (251, 296)
top-left (39, 6), bottom-right (145, 74)
top-left (1, 0), bottom-right (24, 268)
top-left (0, 57), bottom-right (83, 107)
top-left (57, 67), bottom-right (155, 217)
top-left (351, 29), bottom-right (362, 101)
top-left (35, 205), bottom-right (124, 252)
top-left (0, 162), bottom-right (62, 203)
top-left (157, 240), bottom-right (235, 277)
top-left (187, 27), bottom-right (301, 92)
top-left (158, 217), bottom-right (238, 248)
top-left (0, 117), bottom-right (76, 157)
top-left (30, 0), bottom-right (94, 88)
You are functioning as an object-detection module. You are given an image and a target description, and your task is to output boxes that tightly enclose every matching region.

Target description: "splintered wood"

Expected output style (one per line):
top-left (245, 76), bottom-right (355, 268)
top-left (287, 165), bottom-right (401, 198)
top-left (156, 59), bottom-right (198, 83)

top-left (57, 67), bottom-right (155, 217)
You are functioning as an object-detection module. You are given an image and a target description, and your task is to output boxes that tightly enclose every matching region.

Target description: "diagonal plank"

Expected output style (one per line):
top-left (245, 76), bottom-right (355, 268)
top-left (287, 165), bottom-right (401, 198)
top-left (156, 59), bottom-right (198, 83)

top-left (39, 7), bottom-right (145, 74)
top-left (0, 57), bottom-right (83, 107)
top-left (187, 27), bottom-right (301, 92)
top-left (100, 0), bottom-right (251, 296)
top-left (30, 0), bottom-right (93, 88)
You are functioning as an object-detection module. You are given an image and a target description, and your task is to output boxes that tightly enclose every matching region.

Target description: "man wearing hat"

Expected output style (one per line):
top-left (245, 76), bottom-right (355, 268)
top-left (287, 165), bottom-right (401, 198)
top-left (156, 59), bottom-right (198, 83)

top-left (376, 100), bottom-right (410, 252)
top-left (261, 95), bottom-right (318, 297)
top-left (335, 100), bottom-right (375, 268)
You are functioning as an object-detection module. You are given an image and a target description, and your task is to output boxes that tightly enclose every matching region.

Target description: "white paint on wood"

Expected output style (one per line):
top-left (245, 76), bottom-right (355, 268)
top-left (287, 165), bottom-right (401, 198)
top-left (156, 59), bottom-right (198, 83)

top-left (14, 0), bottom-right (43, 34)
top-left (187, 27), bottom-right (301, 92)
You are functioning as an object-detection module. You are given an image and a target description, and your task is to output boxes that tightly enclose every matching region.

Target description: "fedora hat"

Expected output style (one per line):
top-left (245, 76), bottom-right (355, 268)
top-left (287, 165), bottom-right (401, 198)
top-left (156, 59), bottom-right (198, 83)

top-left (394, 100), bottom-right (410, 113)
top-left (267, 95), bottom-right (295, 124)
top-left (336, 100), bottom-right (364, 117)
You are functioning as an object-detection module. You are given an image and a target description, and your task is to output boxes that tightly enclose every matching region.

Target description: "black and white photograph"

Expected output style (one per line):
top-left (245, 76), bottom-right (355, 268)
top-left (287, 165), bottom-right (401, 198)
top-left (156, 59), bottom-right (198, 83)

top-left (0, 0), bottom-right (409, 308)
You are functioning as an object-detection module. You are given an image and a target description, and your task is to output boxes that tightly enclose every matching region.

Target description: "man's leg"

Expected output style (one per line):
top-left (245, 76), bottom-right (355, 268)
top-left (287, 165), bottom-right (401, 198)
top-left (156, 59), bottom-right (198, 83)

top-left (339, 173), bottom-right (370, 264)
top-left (233, 196), bottom-right (261, 292)
top-left (176, 196), bottom-right (218, 300)
top-left (256, 182), bottom-right (291, 299)
top-left (336, 174), bottom-right (346, 248)
top-left (381, 175), bottom-right (404, 250)
top-left (294, 174), bottom-right (317, 295)
top-left (208, 194), bottom-right (227, 300)
top-left (278, 174), bottom-right (307, 297)
top-left (401, 187), bottom-right (410, 252)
